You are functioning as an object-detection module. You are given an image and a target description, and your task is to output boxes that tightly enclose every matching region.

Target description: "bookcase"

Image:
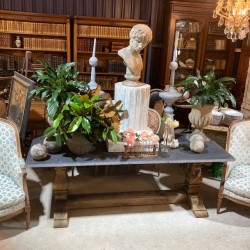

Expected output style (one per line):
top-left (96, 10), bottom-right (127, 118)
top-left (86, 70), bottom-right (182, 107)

top-left (0, 10), bottom-right (71, 134)
top-left (0, 10), bottom-right (71, 77)
top-left (73, 16), bottom-right (148, 94)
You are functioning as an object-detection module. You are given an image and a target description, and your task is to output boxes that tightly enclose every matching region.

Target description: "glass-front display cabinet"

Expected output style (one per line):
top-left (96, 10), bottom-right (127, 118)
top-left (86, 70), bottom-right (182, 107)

top-left (201, 21), bottom-right (233, 78)
top-left (173, 19), bottom-right (202, 81)
top-left (162, 1), bottom-right (235, 86)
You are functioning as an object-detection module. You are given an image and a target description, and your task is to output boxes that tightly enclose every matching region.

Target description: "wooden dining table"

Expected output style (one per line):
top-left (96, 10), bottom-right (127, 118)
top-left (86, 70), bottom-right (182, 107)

top-left (25, 134), bottom-right (234, 228)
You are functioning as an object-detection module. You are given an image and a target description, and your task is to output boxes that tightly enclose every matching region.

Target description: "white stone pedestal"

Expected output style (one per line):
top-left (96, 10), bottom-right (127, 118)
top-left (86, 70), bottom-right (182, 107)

top-left (114, 82), bottom-right (150, 131)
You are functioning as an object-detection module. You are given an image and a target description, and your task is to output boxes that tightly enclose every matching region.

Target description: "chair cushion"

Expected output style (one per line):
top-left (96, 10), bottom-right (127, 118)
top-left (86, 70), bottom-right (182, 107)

top-left (224, 165), bottom-right (250, 199)
top-left (0, 174), bottom-right (25, 210)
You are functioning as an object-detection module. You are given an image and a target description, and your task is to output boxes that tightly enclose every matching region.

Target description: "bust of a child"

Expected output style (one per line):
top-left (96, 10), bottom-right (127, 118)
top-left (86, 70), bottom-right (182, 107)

top-left (118, 24), bottom-right (152, 87)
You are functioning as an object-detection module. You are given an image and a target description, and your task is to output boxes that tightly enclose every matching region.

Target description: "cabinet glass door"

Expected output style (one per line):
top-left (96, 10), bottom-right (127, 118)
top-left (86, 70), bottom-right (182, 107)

top-left (174, 19), bottom-right (201, 81)
top-left (202, 21), bottom-right (229, 78)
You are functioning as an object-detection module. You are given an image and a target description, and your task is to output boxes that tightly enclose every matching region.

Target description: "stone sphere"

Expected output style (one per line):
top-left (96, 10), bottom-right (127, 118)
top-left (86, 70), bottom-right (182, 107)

top-left (89, 56), bottom-right (98, 66)
top-left (30, 143), bottom-right (48, 160)
top-left (169, 61), bottom-right (178, 70)
top-left (190, 138), bottom-right (205, 153)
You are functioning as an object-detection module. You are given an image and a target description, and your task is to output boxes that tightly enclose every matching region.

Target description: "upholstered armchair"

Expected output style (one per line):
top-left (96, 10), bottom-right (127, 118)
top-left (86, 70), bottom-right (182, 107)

top-left (217, 119), bottom-right (250, 213)
top-left (0, 118), bottom-right (30, 228)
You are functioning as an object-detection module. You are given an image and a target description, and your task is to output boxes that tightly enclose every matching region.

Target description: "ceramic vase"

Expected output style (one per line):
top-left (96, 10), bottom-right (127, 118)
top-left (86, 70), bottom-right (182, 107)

top-left (66, 133), bottom-right (93, 155)
top-left (187, 104), bottom-right (214, 143)
top-left (15, 36), bottom-right (22, 48)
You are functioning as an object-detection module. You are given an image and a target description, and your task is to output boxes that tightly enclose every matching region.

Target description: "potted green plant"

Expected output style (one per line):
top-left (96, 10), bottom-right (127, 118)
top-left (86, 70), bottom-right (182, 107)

top-left (30, 61), bottom-right (89, 120)
top-left (176, 69), bottom-right (236, 142)
top-left (30, 61), bottom-right (123, 154)
top-left (44, 86), bottom-right (123, 154)
top-left (176, 69), bottom-right (236, 108)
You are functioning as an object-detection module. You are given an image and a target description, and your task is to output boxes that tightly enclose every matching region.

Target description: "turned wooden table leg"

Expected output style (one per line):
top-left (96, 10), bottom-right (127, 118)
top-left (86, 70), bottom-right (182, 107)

top-left (185, 163), bottom-right (208, 218)
top-left (53, 167), bottom-right (69, 228)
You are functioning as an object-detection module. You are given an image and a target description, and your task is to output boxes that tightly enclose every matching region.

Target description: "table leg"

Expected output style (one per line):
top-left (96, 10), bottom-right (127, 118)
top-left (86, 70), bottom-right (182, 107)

top-left (53, 167), bottom-right (69, 228)
top-left (185, 163), bottom-right (208, 218)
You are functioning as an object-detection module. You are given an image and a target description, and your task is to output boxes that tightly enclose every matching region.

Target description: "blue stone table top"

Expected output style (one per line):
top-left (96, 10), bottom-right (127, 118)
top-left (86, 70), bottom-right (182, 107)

top-left (25, 135), bottom-right (235, 168)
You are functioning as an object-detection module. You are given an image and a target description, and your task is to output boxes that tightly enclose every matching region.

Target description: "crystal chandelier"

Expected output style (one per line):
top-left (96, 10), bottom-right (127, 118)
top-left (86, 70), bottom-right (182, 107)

top-left (213, 0), bottom-right (250, 42)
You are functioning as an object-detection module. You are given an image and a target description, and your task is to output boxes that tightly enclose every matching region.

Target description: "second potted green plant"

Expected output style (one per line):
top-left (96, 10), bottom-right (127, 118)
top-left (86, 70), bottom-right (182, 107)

top-left (176, 69), bottom-right (236, 142)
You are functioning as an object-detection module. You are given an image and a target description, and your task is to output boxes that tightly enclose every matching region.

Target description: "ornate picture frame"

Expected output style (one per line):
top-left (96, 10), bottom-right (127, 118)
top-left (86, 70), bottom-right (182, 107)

top-left (7, 71), bottom-right (34, 140)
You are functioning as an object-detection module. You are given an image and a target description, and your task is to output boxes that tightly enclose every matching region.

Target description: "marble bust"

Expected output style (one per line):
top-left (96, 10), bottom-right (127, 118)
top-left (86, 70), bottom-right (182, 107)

top-left (118, 24), bottom-right (152, 86)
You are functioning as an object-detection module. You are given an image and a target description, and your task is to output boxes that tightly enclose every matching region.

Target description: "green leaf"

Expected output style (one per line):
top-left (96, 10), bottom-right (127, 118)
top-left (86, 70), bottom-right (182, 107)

top-left (68, 116), bottom-right (83, 133)
top-left (81, 117), bottom-right (91, 134)
top-left (53, 113), bottom-right (64, 129)
top-left (44, 127), bottom-right (56, 138)
top-left (41, 90), bottom-right (50, 100)
top-left (102, 129), bottom-right (108, 141)
top-left (46, 98), bottom-right (59, 118)
top-left (61, 104), bottom-right (70, 112)
top-left (109, 130), bottom-right (118, 144)
top-left (55, 133), bottom-right (62, 147)
top-left (69, 102), bottom-right (82, 115)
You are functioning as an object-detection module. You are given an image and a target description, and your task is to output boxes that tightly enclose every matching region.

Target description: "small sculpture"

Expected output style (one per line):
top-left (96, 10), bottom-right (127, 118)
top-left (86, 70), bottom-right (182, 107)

top-left (118, 24), bottom-right (152, 87)
top-left (190, 134), bottom-right (205, 153)
top-left (15, 36), bottom-right (21, 48)
top-left (30, 143), bottom-right (48, 160)
top-left (170, 139), bottom-right (179, 148)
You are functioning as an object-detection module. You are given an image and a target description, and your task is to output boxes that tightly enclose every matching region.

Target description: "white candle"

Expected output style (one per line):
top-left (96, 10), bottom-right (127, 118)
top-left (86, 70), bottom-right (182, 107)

top-left (92, 38), bottom-right (96, 57)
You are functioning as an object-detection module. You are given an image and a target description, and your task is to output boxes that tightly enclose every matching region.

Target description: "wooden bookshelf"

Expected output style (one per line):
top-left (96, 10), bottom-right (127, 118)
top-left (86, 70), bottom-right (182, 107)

top-left (0, 10), bottom-right (71, 134)
top-left (73, 16), bottom-right (148, 94)
top-left (0, 10), bottom-right (71, 75)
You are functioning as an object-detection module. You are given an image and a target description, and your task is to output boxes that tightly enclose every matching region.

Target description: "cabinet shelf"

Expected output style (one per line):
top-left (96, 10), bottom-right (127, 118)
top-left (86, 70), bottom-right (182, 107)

top-left (79, 72), bottom-right (124, 76)
top-left (178, 67), bottom-right (194, 69)
top-left (0, 47), bottom-right (67, 52)
top-left (205, 49), bottom-right (227, 52)
top-left (77, 51), bottom-right (121, 56)
top-left (178, 48), bottom-right (197, 50)
top-left (77, 35), bottom-right (129, 40)
top-left (208, 33), bottom-right (226, 36)
top-left (0, 31), bottom-right (67, 37)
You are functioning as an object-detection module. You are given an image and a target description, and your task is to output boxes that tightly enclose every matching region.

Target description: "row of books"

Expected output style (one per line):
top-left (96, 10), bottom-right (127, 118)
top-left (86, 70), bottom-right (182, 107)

top-left (78, 25), bottom-right (130, 39)
top-left (0, 52), bottom-right (66, 72)
top-left (76, 58), bottom-right (125, 74)
top-left (77, 38), bottom-right (103, 52)
top-left (0, 53), bottom-right (28, 71)
top-left (108, 60), bottom-right (126, 73)
top-left (78, 74), bottom-right (118, 90)
top-left (23, 38), bottom-right (66, 51)
top-left (43, 54), bottom-right (67, 69)
top-left (209, 24), bottom-right (225, 35)
top-left (110, 41), bottom-right (126, 52)
top-left (0, 33), bottom-right (11, 48)
top-left (206, 40), bottom-right (226, 50)
top-left (0, 20), bottom-right (66, 35)
top-left (204, 59), bottom-right (226, 70)
top-left (77, 39), bottom-right (126, 53)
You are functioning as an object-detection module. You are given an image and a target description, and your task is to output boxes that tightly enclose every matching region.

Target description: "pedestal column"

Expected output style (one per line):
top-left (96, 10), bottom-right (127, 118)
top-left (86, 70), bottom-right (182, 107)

top-left (114, 82), bottom-right (150, 131)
